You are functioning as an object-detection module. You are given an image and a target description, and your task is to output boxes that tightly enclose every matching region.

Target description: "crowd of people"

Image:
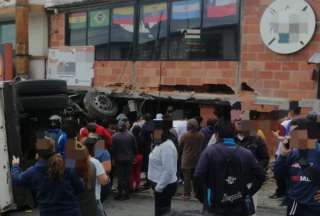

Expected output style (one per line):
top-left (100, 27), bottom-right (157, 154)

top-left (10, 101), bottom-right (320, 216)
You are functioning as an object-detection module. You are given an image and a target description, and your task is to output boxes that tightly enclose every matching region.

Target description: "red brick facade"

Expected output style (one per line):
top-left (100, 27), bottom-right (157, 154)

top-left (49, 0), bottom-right (320, 109)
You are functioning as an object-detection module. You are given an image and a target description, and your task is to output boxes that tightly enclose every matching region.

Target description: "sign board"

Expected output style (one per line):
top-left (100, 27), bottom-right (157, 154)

top-left (0, 0), bottom-right (15, 7)
top-left (47, 46), bottom-right (94, 87)
top-left (44, 0), bottom-right (84, 7)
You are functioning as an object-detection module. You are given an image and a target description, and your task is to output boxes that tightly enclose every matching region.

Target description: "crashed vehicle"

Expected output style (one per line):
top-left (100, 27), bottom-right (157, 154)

top-left (0, 79), bottom-right (124, 212)
top-left (1, 77), bottom-right (210, 212)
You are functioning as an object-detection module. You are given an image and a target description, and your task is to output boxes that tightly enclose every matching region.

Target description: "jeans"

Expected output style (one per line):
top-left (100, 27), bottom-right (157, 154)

top-left (117, 161), bottom-right (133, 195)
top-left (96, 200), bottom-right (107, 216)
top-left (182, 169), bottom-right (195, 196)
top-left (153, 182), bottom-right (178, 216)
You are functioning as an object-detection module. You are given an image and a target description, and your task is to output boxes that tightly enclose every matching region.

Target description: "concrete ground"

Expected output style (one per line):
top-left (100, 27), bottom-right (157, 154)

top-left (8, 178), bottom-right (287, 216)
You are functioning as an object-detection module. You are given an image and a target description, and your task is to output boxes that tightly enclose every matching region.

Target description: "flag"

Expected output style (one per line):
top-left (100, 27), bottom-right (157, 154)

top-left (143, 3), bottom-right (167, 24)
top-left (207, 0), bottom-right (237, 18)
top-left (90, 9), bottom-right (109, 28)
top-left (69, 12), bottom-right (87, 30)
top-left (172, 0), bottom-right (201, 20)
top-left (112, 6), bottom-right (134, 25)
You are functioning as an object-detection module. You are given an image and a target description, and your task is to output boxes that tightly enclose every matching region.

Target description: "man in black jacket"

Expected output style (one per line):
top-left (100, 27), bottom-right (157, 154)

top-left (194, 120), bottom-right (265, 216)
top-left (235, 121), bottom-right (270, 172)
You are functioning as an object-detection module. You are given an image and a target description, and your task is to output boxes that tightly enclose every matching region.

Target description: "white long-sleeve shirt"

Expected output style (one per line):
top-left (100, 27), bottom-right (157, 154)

top-left (148, 139), bottom-right (178, 192)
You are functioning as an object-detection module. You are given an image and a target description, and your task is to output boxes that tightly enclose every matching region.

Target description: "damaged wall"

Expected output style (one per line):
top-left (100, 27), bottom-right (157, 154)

top-left (49, 0), bottom-right (320, 103)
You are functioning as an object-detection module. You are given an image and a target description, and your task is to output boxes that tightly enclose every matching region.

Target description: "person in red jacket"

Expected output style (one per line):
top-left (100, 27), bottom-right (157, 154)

top-left (80, 122), bottom-right (112, 150)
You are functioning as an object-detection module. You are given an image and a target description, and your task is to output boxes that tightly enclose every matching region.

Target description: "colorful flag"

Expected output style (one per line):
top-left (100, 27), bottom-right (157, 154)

top-left (69, 12), bottom-right (87, 30)
top-left (112, 6), bottom-right (134, 25)
top-left (143, 3), bottom-right (167, 24)
top-left (207, 0), bottom-right (237, 18)
top-left (172, 0), bottom-right (201, 20)
top-left (90, 9), bottom-right (109, 28)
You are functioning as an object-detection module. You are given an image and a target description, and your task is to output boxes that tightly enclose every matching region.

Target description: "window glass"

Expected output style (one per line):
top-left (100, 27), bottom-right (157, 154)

top-left (169, 0), bottom-right (203, 59)
top-left (110, 6), bottom-right (135, 59)
top-left (202, 0), bottom-right (239, 59)
top-left (0, 23), bottom-right (15, 49)
top-left (89, 9), bottom-right (110, 59)
top-left (137, 3), bottom-right (168, 59)
top-left (68, 12), bottom-right (87, 46)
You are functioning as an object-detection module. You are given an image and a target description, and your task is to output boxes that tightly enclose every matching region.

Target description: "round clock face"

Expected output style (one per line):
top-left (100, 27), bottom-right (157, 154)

top-left (260, 0), bottom-right (316, 54)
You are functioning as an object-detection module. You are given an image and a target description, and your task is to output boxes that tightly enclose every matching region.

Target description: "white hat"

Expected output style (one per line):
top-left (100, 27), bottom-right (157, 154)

top-left (49, 115), bottom-right (62, 122)
top-left (154, 113), bottom-right (163, 121)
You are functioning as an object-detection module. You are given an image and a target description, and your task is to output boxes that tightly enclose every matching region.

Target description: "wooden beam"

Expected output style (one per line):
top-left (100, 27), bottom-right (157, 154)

top-left (0, 7), bottom-right (15, 19)
top-left (15, 3), bottom-right (29, 76)
top-left (29, 4), bottom-right (45, 14)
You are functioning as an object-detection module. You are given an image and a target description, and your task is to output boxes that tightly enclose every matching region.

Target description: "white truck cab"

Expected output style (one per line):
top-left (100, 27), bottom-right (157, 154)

top-left (0, 82), bottom-right (15, 212)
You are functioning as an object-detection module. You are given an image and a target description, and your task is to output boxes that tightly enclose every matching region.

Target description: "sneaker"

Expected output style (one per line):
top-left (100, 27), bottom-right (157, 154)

top-left (114, 194), bottom-right (123, 200)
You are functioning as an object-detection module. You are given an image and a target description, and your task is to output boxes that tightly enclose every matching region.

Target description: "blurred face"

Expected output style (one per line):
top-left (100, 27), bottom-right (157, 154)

top-left (153, 129), bottom-right (163, 141)
top-left (290, 129), bottom-right (316, 150)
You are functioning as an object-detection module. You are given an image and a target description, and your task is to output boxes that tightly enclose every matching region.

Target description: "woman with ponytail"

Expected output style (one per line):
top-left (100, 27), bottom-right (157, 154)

top-left (11, 138), bottom-right (84, 216)
top-left (75, 141), bottom-right (97, 216)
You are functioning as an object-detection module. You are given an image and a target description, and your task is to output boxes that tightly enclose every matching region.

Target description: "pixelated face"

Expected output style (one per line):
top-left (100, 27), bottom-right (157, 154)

top-left (289, 129), bottom-right (315, 149)
top-left (153, 129), bottom-right (163, 141)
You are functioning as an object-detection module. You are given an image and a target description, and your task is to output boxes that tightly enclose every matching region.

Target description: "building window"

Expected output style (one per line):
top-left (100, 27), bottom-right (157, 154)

top-left (65, 0), bottom-right (240, 61)
top-left (110, 6), bottom-right (135, 60)
top-left (202, 0), bottom-right (239, 60)
top-left (169, 0), bottom-right (203, 60)
top-left (68, 12), bottom-right (87, 46)
top-left (88, 9), bottom-right (110, 60)
top-left (0, 22), bottom-right (16, 49)
top-left (137, 2), bottom-right (168, 60)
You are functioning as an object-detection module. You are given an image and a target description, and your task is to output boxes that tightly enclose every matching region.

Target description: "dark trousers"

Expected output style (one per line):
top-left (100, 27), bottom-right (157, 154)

top-left (287, 200), bottom-right (320, 216)
top-left (153, 182), bottom-right (178, 216)
top-left (203, 205), bottom-right (248, 216)
top-left (117, 161), bottom-right (132, 195)
top-left (182, 169), bottom-right (195, 196)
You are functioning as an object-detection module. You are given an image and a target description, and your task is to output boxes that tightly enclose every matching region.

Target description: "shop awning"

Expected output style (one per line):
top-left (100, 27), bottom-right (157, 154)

top-left (308, 52), bottom-right (320, 64)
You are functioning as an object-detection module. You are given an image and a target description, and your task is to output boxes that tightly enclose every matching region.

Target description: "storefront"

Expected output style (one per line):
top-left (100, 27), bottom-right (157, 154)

top-left (47, 0), bottom-right (320, 120)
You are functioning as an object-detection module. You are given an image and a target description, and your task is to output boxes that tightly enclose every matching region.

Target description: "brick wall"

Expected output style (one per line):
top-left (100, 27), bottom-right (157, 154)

top-left (49, 0), bottom-right (320, 101)
top-left (241, 0), bottom-right (320, 100)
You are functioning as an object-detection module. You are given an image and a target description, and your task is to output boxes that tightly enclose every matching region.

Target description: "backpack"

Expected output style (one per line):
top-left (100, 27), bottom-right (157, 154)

top-left (211, 146), bottom-right (245, 209)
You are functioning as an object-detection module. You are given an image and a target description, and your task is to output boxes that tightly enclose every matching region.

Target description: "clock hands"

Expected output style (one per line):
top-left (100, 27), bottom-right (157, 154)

top-left (302, 6), bottom-right (308, 11)
top-left (268, 38), bottom-right (276, 46)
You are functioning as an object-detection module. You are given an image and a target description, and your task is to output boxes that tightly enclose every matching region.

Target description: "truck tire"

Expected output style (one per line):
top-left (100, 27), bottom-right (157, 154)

top-left (84, 91), bottom-right (118, 118)
top-left (15, 80), bottom-right (67, 96)
top-left (19, 94), bottom-right (69, 111)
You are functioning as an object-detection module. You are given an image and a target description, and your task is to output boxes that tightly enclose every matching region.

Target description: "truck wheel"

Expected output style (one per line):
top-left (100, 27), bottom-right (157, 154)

top-left (15, 80), bottom-right (67, 96)
top-left (84, 91), bottom-right (118, 118)
top-left (19, 94), bottom-right (69, 111)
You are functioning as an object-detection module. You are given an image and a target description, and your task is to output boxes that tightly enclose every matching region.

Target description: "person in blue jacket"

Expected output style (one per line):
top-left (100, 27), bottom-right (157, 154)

top-left (45, 115), bottom-right (68, 157)
top-left (11, 138), bottom-right (84, 216)
top-left (275, 118), bottom-right (320, 216)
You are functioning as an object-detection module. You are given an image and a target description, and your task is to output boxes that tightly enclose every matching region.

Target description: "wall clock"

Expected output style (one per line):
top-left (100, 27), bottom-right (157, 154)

top-left (260, 0), bottom-right (316, 54)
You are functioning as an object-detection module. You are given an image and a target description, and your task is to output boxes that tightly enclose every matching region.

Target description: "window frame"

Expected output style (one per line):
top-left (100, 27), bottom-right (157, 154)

top-left (0, 21), bottom-right (16, 49)
top-left (64, 0), bottom-right (241, 61)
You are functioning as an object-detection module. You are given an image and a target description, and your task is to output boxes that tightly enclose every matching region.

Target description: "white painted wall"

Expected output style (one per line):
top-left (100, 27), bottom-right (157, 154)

top-left (28, 11), bottom-right (48, 79)
top-left (29, 12), bottom-right (48, 56)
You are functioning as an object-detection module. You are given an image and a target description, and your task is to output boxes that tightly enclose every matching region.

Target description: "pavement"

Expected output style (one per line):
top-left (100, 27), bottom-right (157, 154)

top-left (7, 177), bottom-right (287, 216)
